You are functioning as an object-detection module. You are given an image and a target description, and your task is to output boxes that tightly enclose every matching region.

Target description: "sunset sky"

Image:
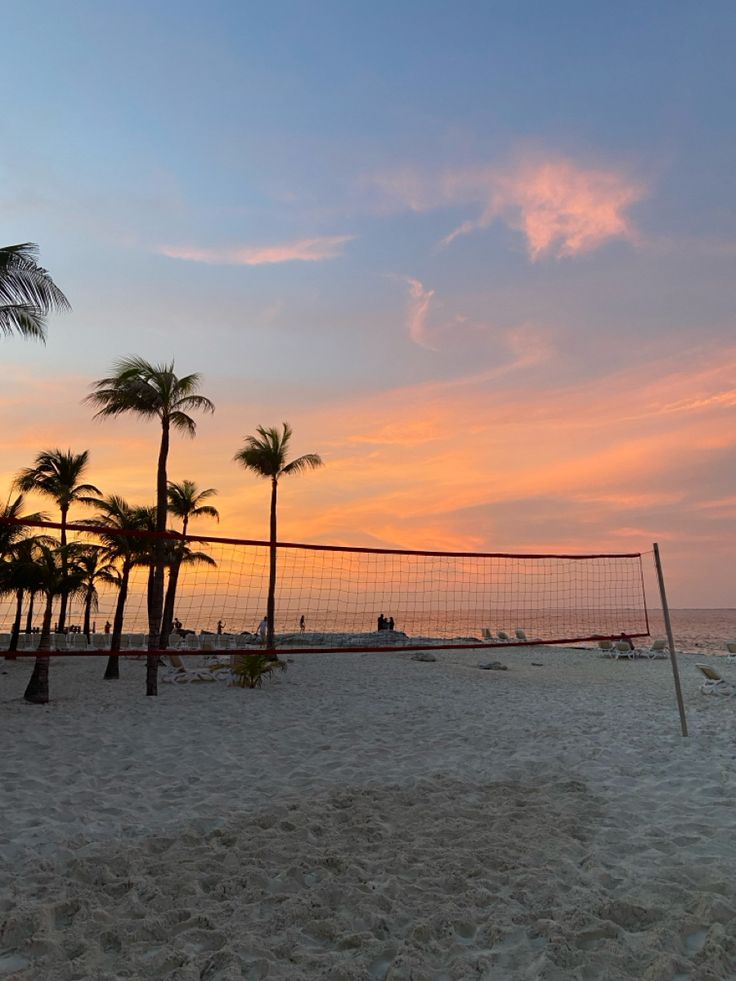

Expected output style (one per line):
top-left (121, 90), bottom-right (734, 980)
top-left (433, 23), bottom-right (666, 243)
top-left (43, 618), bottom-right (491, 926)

top-left (2, 2), bottom-right (735, 606)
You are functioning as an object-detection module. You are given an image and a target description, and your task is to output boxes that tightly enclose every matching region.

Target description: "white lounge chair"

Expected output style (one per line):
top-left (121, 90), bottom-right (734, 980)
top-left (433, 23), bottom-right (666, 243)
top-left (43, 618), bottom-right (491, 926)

top-left (481, 628), bottom-right (493, 641)
top-left (725, 642), bottom-right (736, 663)
top-left (697, 663), bottom-right (735, 695)
top-left (613, 640), bottom-right (636, 659)
top-left (598, 639), bottom-right (615, 656)
top-left (496, 630), bottom-right (511, 643)
top-left (515, 628), bottom-right (528, 641)
top-left (641, 638), bottom-right (668, 659)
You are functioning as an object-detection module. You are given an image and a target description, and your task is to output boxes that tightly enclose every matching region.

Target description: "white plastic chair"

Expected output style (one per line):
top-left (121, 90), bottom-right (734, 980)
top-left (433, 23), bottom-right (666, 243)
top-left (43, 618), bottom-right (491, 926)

top-left (614, 640), bottom-right (636, 660)
top-left (641, 638), bottom-right (668, 659)
top-left (697, 663), bottom-right (734, 695)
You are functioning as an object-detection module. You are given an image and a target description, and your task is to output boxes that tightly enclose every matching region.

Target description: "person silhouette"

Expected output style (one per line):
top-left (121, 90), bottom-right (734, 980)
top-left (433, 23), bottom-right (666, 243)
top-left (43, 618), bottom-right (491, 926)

top-left (299, 615), bottom-right (305, 633)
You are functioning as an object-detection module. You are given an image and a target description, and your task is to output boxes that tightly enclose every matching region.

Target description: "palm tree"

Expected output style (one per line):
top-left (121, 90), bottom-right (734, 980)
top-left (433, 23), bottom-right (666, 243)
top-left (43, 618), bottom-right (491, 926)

top-left (0, 243), bottom-right (70, 341)
top-left (73, 545), bottom-right (119, 641)
top-left (85, 357), bottom-right (215, 696)
top-left (233, 423), bottom-right (323, 650)
top-left (14, 449), bottom-right (101, 632)
top-left (161, 480), bottom-right (219, 647)
top-left (161, 541), bottom-right (218, 649)
top-left (82, 495), bottom-right (150, 680)
top-left (167, 480), bottom-right (219, 538)
top-left (2, 538), bottom-right (47, 658)
top-left (23, 542), bottom-right (84, 704)
top-left (0, 494), bottom-right (48, 658)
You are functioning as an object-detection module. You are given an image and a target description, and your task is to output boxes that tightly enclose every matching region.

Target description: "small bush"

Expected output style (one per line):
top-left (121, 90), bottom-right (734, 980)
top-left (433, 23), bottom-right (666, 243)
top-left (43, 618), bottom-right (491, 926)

top-left (232, 653), bottom-right (287, 689)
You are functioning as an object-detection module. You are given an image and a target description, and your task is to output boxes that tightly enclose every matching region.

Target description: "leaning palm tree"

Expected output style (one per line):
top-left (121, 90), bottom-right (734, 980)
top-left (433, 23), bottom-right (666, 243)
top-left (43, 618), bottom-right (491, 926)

top-left (233, 423), bottom-right (323, 650)
top-left (85, 358), bottom-right (215, 696)
top-left (73, 545), bottom-right (119, 641)
top-left (81, 495), bottom-right (150, 680)
top-left (161, 541), bottom-right (218, 649)
top-left (14, 449), bottom-right (101, 632)
top-left (2, 537), bottom-right (48, 657)
top-left (160, 480), bottom-right (219, 648)
top-left (0, 243), bottom-right (70, 341)
top-left (23, 542), bottom-right (84, 704)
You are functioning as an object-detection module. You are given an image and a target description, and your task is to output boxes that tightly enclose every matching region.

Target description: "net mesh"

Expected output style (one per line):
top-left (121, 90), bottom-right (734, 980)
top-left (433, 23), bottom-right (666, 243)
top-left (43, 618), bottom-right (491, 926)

top-left (0, 518), bottom-right (650, 653)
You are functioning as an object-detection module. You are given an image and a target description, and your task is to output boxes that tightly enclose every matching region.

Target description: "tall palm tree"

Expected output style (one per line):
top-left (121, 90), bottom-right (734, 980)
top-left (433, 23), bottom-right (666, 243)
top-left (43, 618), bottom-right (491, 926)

top-left (85, 357), bottom-right (214, 696)
top-left (161, 480), bottom-right (219, 647)
top-left (82, 495), bottom-right (150, 680)
top-left (2, 537), bottom-right (47, 657)
top-left (23, 542), bottom-right (84, 704)
top-left (0, 243), bottom-right (70, 341)
top-left (14, 449), bottom-right (101, 632)
top-left (233, 423), bottom-right (323, 650)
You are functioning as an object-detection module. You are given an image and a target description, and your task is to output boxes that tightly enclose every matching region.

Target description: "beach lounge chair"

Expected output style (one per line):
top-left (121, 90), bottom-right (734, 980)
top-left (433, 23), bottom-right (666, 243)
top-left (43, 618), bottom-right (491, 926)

top-left (725, 642), bottom-right (736, 663)
top-left (641, 638), bottom-right (668, 659)
top-left (481, 628), bottom-right (493, 641)
top-left (697, 663), bottom-right (735, 696)
top-left (496, 630), bottom-right (511, 643)
top-left (597, 639), bottom-right (615, 656)
top-left (613, 640), bottom-right (636, 659)
top-left (515, 629), bottom-right (528, 641)
top-left (160, 653), bottom-right (228, 684)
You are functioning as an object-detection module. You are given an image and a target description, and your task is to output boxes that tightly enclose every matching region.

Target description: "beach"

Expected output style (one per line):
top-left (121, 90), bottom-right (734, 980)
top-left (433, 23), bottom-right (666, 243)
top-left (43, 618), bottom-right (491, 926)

top-left (2, 646), bottom-right (736, 980)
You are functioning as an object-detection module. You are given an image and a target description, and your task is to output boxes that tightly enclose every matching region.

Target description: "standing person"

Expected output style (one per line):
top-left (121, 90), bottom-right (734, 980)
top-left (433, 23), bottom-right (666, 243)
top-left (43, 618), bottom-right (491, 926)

top-left (377, 614), bottom-right (385, 631)
top-left (299, 614), bottom-right (305, 633)
top-left (104, 621), bottom-right (111, 635)
top-left (217, 619), bottom-right (224, 635)
top-left (258, 615), bottom-right (269, 644)
top-left (388, 616), bottom-right (395, 631)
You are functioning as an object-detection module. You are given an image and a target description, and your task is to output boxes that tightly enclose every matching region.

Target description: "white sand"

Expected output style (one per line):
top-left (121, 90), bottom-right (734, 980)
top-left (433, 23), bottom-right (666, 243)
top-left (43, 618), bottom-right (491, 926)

top-left (2, 647), bottom-right (736, 980)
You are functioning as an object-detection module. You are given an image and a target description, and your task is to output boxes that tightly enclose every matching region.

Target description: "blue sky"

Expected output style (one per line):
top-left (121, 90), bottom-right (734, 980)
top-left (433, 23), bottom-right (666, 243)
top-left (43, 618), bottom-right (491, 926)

top-left (2, 1), bottom-right (736, 603)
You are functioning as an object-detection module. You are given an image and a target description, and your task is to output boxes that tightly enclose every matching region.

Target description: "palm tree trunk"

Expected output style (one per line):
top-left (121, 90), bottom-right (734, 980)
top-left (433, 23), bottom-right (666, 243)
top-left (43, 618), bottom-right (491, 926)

top-left (24, 592), bottom-right (52, 704)
top-left (146, 420), bottom-right (170, 696)
top-left (6, 588), bottom-right (23, 658)
top-left (105, 561), bottom-right (130, 680)
top-left (266, 477), bottom-right (278, 652)
top-left (57, 505), bottom-right (69, 632)
top-left (83, 590), bottom-right (92, 641)
top-left (24, 591), bottom-right (36, 634)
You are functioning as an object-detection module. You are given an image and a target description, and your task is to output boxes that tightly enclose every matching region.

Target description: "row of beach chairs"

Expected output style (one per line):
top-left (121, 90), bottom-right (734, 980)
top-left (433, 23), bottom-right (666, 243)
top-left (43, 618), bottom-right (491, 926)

top-left (481, 628), bottom-right (532, 643)
top-left (0, 631), bottom-right (258, 653)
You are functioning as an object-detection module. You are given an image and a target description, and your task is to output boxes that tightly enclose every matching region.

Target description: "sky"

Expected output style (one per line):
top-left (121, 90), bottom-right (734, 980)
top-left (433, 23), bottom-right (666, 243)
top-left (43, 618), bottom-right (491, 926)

top-left (2, 1), bottom-right (736, 606)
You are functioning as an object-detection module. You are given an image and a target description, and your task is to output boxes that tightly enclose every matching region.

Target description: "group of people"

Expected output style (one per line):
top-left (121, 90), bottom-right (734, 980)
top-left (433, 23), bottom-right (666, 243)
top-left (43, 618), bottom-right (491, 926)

top-left (377, 613), bottom-right (395, 632)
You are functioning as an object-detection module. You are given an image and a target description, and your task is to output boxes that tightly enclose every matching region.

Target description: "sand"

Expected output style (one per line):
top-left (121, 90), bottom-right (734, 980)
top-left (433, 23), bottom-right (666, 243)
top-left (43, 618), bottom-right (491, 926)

top-left (2, 647), bottom-right (736, 980)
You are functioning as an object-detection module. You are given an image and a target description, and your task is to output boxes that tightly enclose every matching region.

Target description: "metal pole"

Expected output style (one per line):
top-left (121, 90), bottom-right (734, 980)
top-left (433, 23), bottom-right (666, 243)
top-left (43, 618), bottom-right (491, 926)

top-left (653, 542), bottom-right (688, 737)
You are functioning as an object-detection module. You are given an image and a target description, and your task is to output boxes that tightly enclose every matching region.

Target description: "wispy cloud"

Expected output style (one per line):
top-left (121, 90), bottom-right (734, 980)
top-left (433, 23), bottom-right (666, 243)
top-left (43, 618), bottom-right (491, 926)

top-left (402, 276), bottom-right (554, 367)
top-left (156, 234), bottom-right (354, 266)
top-left (371, 154), bottom-right (645, 260)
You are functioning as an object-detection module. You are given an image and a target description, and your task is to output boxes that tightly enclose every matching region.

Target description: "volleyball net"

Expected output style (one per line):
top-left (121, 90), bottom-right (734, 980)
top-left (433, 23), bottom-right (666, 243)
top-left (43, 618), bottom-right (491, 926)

top-left (0, 517), bottom-right (652, 655)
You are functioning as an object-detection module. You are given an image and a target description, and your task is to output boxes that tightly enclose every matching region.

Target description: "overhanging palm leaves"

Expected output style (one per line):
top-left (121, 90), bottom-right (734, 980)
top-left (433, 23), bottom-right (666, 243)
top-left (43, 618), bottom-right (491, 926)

top-left (0, 243), bottom-right (70, 340)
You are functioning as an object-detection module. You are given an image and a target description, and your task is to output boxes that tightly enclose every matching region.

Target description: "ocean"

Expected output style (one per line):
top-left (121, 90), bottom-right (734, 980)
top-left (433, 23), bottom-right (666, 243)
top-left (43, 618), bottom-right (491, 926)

top-left (640, 609), bottom-right (736, 657)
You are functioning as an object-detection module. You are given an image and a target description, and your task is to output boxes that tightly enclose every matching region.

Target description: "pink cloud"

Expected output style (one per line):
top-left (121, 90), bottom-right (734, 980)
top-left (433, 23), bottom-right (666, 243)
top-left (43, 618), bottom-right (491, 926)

top-left (371, 155), bottom-right (645, 260)
top-left (403, 277), bottom-right (554, 366)
top-left (157, 234), bottom-right (354, 266)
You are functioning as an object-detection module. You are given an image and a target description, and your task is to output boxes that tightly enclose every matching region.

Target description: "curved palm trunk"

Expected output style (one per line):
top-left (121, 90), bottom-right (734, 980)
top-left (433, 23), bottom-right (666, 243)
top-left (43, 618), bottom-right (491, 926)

top-left (160, 557), bottom-right (182, 651)
top-left (6, 588), bottom-right (23, 658)
top-left (57, 505), bottom-right (69, 632)
top-left (266, 477), bottom-right (278, 652)
top-left (105, 559), bottom-right (131, 680)
top-left (24, 591), bottom-right (53, 704)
